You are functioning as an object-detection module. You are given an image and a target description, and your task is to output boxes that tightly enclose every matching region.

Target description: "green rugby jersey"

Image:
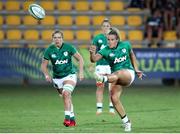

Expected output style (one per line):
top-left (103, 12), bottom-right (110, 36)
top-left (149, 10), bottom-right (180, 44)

top-left (98, 41), bottom-right (134, 73)
top-left (92, 33), bottom-right (109, 66)
top-left (43, 43), bottom-right (77, 78)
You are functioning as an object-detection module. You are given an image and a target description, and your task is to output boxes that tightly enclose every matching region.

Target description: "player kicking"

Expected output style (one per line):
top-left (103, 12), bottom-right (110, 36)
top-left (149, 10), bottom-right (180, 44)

top-left (89, 27), bottom-right (144, 132)
top-left (41, 30), bottom-right (84, 127)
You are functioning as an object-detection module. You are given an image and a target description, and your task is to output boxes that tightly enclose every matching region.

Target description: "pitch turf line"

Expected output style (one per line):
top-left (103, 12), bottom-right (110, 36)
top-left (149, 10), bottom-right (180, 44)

top-left (0, 85), bottom-right (180, 132)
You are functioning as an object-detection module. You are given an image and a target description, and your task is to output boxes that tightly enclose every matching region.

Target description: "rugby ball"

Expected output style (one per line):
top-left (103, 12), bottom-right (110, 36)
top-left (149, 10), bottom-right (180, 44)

top-left (28, 4), bottom-right (45, 20)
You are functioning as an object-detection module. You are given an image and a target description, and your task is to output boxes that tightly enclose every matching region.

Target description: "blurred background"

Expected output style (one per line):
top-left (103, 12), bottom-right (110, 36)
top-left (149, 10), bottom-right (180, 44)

top-left (0, 0), bottom-right (180, 86)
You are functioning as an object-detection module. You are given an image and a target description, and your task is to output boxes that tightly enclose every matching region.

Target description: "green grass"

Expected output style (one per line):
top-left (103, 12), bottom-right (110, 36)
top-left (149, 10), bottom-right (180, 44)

top-left (0, 85), bottom-right (180, 133)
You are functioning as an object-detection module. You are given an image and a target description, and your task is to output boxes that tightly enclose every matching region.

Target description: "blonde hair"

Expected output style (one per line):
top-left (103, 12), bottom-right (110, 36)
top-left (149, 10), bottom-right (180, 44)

top-left (52, 30), bottom-right (63, 38)
top-left (109, 27), bottom-right (122, 41)
top-left (101, 18), bottom-right (111, 26)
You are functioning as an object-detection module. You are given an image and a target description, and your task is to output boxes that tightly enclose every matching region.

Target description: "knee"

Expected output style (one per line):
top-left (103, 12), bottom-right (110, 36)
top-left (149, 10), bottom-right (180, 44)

top-left (62, 90), bottom-right (71, 98)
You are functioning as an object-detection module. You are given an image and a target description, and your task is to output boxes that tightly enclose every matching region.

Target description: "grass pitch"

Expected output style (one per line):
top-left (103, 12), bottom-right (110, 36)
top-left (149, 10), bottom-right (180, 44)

top-left (0, 84), bottom-right (180, 133)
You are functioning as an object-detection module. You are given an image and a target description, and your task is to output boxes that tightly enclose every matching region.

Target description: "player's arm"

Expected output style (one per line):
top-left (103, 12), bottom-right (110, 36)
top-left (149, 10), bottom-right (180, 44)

top-left (41, 59), bottom-right (52, 82)
top-left (73, 52), bottom-right (84, 81)
top-left (130, 50), bottom-right (145, 79)
top-left (89, 45), bottom-right (103, 62)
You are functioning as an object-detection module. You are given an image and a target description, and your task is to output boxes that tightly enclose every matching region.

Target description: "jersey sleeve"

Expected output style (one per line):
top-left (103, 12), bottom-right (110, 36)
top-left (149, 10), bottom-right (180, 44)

top-left (98, 47), bottom-right (107, 57)
top-left (70, 45), bottom-right (77, 55)
top-left (43, 48), bottom-right (50, 60)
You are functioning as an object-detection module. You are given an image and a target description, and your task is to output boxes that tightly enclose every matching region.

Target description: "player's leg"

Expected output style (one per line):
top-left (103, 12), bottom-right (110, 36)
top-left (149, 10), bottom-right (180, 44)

top-left (110, 84), bottom-right (131, 132)
top-left (53, 74), bottom-right (77, 127)
top-left (52, 78), bottom-right (71, 126)
top-left (94, 69), bottom-right (135, 87)
top-left (108, 83), bottom-right (115, 115)
top-left (69, 102), bottom-right (76, 126)
top-left (95, 65), bottom-right (105, 115)
top-left (62, 80), bottom-right (76, 127)
top-left (96, 82), bottom-right (104, 115)
top-left (62, 74), bottom-right (77, 127)
top-left (105, 66), bottom-right (115, 115)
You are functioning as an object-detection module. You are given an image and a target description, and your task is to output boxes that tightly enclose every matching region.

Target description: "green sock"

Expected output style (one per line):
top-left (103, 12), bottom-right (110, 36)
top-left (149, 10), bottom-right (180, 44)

top-left (65, 115), bottom-right (70, 120)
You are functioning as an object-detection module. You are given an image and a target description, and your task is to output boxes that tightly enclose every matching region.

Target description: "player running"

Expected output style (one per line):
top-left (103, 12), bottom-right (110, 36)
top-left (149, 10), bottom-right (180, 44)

top-left (41, 30), bottom-right (84, 127)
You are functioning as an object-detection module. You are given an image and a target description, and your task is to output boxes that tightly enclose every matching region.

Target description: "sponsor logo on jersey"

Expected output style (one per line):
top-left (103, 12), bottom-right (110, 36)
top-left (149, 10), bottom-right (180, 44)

top-left (122, 48), bottom-right (126, 53)
top-left (55, 59), bottom-right (68, 65)
top-left (51, 54), bottom-right (56, 58)
top-left (64, 51), bottom-right (68, 56)
top-left (114, 56), bottom-right (127, 64)
top-left (109, 53), bottom-right (115, 57)
top-left (98, 39), bottom-right (103, 44)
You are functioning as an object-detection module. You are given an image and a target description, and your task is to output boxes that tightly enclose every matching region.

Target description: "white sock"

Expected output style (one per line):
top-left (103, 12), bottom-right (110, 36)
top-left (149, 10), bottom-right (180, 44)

top-left (103, 76), bottom-right (108, 82)
top-left (122, 115), bottom-right (129, 124)
top-left (65, 111), bottom-right (71, 116)
top-left (70, 112), bottom-right (75, 118)
top-left (109, 102), bottom-right (113, 107)
top-left (97, 103), bottom-right (103, 108)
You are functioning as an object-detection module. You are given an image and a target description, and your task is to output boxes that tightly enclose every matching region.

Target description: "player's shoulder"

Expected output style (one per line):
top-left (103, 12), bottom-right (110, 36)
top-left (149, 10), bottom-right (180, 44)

top-left (101, 45), bottom-right (109, 51)
top-left (63, 42), bottom-right (74, 47)
top-left (63, 42), bottom-right (77, 52)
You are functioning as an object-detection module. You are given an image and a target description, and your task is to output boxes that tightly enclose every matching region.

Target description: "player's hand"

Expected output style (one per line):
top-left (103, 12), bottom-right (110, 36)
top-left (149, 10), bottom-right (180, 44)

top-left (136, 71), bottom-right (146, 80)
top-left (45, 75), bottom-right (52, 83)
top-left (79, 72), bottom-right (84, 81)
top-left (89, 45), bottom-right (96, 54)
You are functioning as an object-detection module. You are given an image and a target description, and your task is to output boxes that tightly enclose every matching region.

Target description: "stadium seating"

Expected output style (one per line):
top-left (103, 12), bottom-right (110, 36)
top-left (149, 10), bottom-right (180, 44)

top-left (5, 1), bottom-right (21, 11)
top-left (74, 1), bottom-right (89, 11)
top-left (163, 31), bottom-right (177, 41)
top-left (108, 1), bottom-right (124, 11)
top-left (41, 30), bottom-right (53, 42)
top-left (57, 1), bottom-right (72, 11)
top-left (22, 1), bottom-right (35, 11)
top-left (39, 1), bottom-right (55, 11)
top-left (75, 16), bottom-right (91, 26)
top-left (92, 16), bottom-right (106, 26)
top-left (0, 1), bottom-right (149, 47)
top-left (6, 15), bottom-right (21, 26)
top-left (0, 30), bottom-right (4, 41)
top-left (127, 16), bottom-right (142, 27)
top-left (76, 30), bottom-right (91, 41)
top-left (119, 31), bottom-right (126, 41)
top-left (7, 30), bottom-right (22, 40)
top-left (93, 30), bottom-right (101, 37)
top-left (57, 16), bottom-right (73, 26)
top-left (24, 30), bottom-right (39, 41)
top-left (40, 15), bottom-right (56, 26)
top-left (128, 30), bottom-right (143, 41)
top-left (23, 16), bottom-right (39, 26)
top-left (63, 30), bottom-right (74, 41)
top-left (91, 1), bottom-right (106, 11)
top-left (110, 16), bottom-right (125, 26)
top-left (127, 8), bottom-right (141, 12)
top-left (0, 16), bottom-right (3, 25)
top-left (0, 2), bottom-right (3, 10)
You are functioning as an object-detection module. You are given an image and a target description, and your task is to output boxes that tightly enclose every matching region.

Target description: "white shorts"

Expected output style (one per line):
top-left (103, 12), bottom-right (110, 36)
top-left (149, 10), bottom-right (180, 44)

top-left (52, 74), bottom-right (77, 92)
top-left (95, 65), bottom-right (111, 75)
top-left (126, 69), bottom-right (135, 86)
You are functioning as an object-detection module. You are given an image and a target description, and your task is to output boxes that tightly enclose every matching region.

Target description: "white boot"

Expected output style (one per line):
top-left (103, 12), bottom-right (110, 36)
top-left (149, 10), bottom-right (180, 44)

top-left (124, 121), bottom-right (131, 132)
